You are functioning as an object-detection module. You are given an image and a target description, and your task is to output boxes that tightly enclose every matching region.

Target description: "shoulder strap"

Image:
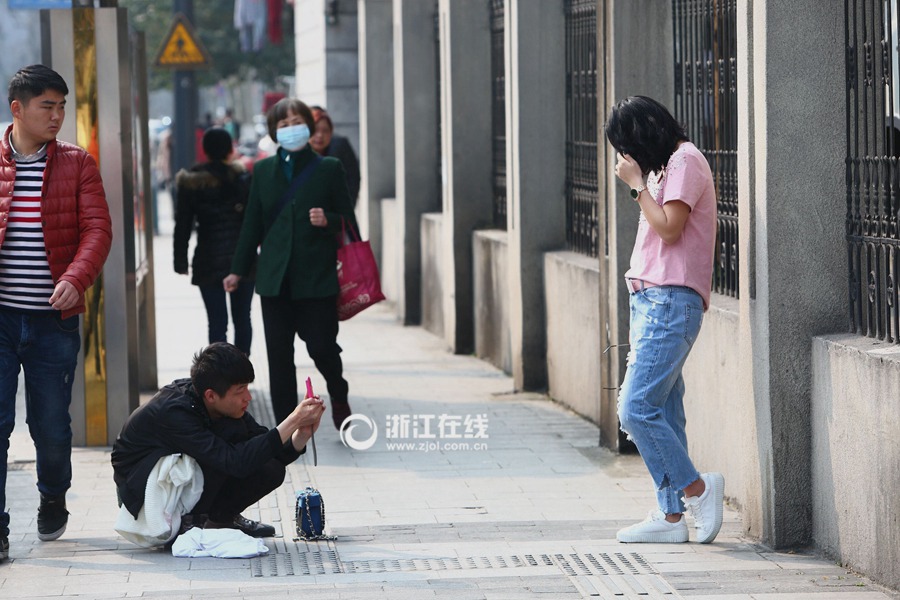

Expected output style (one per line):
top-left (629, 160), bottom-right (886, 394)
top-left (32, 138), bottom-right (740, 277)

top-left (264, 156), bottom-right (323, 238)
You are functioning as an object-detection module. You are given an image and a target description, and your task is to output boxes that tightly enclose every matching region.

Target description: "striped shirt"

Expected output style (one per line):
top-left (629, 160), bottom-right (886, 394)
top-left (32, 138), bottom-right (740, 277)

top-left (0, 157), bottom-right (55, 312)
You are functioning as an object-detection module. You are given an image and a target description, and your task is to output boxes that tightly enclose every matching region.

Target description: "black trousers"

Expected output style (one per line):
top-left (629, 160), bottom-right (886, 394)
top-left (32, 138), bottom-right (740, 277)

top-left (192, 418), bottom-right (285, 522)
top-left (260, 293), bottom-right (348, 424)
top-left (193, 459), bottom-right (285, 523)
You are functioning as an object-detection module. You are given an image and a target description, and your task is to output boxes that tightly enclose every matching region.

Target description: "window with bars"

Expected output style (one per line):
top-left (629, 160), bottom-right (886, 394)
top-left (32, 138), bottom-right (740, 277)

top-left (490, 0), bottom-right (507, 229)
top-left (672, 0), bottom-right (738, 298)
top-left (564, 0), bottom-right (599, 258)
top-left (846, 0), bottom-right (900, 341)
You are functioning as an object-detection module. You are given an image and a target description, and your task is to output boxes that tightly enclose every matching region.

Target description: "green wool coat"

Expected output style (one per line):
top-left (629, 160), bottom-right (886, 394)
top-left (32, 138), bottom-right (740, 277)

top-left (230, 146), bottom-right (357, 299)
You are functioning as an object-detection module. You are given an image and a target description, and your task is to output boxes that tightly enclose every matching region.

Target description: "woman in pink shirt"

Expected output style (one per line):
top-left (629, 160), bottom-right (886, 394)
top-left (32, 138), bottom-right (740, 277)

top-left (605, 96), bottom-right (724, 545)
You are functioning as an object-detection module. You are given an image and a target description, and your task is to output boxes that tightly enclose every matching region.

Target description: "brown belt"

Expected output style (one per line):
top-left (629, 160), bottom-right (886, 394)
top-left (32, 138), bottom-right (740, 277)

top-left (627, 278), bottom-right (659, 293)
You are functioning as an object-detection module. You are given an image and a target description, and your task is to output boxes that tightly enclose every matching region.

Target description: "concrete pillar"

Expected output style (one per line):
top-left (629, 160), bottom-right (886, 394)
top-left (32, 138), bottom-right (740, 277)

top-left (294, 0), bottom-right (327, 105)
top-left (393, 0), bottom-right (440, 324)
top-left (505, 0), bottom-right (566, 390)
top-left (294, 0), bottom-right (360, 151)
top-left (437, 0), bottom-right (492, 353)
top-left (357, 0), bottom-right (394, 259)
top-left (602, 0), bottom-right (673, 447)
top-left (743, 0), bottom-right (846, 548)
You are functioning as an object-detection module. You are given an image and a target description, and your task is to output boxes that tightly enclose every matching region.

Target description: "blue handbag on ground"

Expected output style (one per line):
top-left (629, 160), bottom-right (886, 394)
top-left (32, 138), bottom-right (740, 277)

top-left (295, 486), bottom-right (329, 540)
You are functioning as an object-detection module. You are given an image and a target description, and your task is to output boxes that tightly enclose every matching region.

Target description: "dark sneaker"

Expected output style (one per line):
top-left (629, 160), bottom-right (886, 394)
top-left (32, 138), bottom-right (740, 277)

top-left (37, 494), bottom-right (69, 541)
top-left (331, 399), bottom-right (352, 430)
top-left (0, 536), bottom-right (8, 561)
top-left (205, 514), bottom-right (275, 538)
top-left (177, 513), bottom-right (207, 536)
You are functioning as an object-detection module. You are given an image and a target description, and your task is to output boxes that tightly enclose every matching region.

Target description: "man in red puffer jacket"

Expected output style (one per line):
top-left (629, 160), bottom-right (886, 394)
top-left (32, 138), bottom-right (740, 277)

top-left (0, 64), bottom-right (112, 562)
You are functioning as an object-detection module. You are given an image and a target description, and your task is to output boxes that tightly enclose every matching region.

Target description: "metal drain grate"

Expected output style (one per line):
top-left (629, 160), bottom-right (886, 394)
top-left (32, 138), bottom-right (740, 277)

top-left (250, 542), bottom-right (679, 600)
top-left (252, 545), bottom-right (680, 598)
top-left (555, 552), bottom-right (680, 598)
top-left (251, 542), bottom-right (341, 577)
top-left (343, 553), bottom-right (555, 573)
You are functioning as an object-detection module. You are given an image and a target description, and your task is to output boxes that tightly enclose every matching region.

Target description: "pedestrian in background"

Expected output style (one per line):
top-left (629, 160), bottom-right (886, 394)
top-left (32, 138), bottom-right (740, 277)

top-left (224, 98), bottom-right (357, 430)
top-left (0, 65), bottom-right (113, 560)
top-left (174, 127), bottom-right (255, 355)
top-left (222, 108), bottom-right (241, 142)
top-left (310, 106), bottom-right (360, 207)
top-left (604, 95), bottom-right (724, 545)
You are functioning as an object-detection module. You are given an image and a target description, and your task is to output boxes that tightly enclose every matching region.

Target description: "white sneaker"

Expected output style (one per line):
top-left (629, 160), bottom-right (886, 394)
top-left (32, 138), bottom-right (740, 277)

top-left (683, 472), bottom-right (725, 543)
top-left (616, 509), bottom-right (689, 543)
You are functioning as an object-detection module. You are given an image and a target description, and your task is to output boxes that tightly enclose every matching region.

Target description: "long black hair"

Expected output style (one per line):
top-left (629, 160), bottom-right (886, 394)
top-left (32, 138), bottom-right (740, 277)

top-left (604, 96), bottom-right (689, 175)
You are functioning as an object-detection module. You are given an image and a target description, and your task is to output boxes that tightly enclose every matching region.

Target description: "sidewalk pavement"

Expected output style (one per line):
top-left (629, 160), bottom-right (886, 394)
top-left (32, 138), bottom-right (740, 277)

top-left (2, 204), bottom-right (897, 599)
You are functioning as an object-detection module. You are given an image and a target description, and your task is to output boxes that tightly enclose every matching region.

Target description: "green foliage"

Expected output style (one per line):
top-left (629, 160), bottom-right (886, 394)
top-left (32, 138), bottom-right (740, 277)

top-left (120, 0), bottom-right (295, 90)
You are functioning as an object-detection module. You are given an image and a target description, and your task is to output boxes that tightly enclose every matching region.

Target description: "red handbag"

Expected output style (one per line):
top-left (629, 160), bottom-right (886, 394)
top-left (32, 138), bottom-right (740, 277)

top-left (336, 220), bottom-right (385, 320)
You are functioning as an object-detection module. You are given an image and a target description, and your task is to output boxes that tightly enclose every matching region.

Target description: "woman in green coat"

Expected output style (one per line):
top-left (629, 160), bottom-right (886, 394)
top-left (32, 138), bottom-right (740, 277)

top-left (224, 98), bottom-right (357, 429)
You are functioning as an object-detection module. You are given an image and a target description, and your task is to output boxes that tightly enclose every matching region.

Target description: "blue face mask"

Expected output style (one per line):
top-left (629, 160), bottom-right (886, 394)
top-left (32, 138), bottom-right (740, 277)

top-left (276, 123), bottom-right (310, 151)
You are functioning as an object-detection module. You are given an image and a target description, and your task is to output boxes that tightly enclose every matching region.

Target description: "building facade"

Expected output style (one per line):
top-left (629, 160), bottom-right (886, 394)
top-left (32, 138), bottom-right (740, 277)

top-left (294, 0), bottom-right (900, 590)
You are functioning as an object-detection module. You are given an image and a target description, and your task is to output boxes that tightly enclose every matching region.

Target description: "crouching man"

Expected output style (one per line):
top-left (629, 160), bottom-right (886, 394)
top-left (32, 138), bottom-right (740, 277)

top-left (111, 342), bottom-right (324, 545)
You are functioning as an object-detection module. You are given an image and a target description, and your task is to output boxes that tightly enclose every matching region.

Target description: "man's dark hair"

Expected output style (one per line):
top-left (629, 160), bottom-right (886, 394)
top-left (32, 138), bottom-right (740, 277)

top-left (604, 95), bottom-right (689, 175)
top-left (190, 342), bottom-right (254, 398)
top-left (266, 97), bottom-right (316, 142)
top-left (8, 64), bottom-right (69, 106)
top-left (202, 127), bottom-right (233, 162)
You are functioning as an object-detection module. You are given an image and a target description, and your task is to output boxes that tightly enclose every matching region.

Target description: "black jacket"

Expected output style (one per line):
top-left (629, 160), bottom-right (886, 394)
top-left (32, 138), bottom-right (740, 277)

top-left (174, 161), bottom-right (254, 286)
top-left (110, 378), bottom-right (303, 518)
top-left (323, 134), bottom-right (361, 207)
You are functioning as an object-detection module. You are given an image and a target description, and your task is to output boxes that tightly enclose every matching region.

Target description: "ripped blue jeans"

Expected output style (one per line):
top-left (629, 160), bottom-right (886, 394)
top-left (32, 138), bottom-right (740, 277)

top-left (618, 285), bottom-right (704, 515)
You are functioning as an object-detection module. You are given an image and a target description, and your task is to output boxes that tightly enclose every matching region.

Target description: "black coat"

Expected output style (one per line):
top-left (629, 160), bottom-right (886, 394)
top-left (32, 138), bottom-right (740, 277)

top-left (323, 134), bottom-right (361, 207)
top-left (174, 161), bottom-right (254, 286)
top-left (110, 378), bottom-right (303, 518)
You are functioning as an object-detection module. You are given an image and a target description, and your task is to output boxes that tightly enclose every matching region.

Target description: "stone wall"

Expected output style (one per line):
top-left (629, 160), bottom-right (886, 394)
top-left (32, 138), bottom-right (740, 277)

top-left (420, 213), bottom-right (444, 341)
top-left (473, 230), bottom-right (511, 374)
top-left (811, 335), bottom-right (900, 591)
top-left (544, 251), bottom-right (601, 422)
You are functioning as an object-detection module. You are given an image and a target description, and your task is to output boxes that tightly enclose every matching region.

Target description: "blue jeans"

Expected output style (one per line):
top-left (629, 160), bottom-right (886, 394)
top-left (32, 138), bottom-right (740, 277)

top-left (198, 280), bottom-right (255, 355)
top-left (0, 309), bottom-right (81, 537)
top-left (617, 285), bottom-right (704, 515)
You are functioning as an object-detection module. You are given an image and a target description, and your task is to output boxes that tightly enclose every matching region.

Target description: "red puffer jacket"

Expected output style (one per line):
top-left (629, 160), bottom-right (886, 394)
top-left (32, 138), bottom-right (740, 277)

top-left (0, 126), bottom-right (113, 319)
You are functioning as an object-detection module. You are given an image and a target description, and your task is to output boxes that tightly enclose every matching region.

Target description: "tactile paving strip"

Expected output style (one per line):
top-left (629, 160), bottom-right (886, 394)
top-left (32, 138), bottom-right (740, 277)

top-left (555, 552), bottom-right (680, 598)
top-left (251, 540), bottom-right (341, 577)
top-left (252, 545), bottom-right (681, 599)
top-left (343, 553), bottom-right (555, 573)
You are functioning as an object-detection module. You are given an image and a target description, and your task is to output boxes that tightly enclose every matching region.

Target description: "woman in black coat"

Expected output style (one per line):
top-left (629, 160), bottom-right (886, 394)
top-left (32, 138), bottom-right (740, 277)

top-left (174, 128), bottom-right (255, 354)
top-left (310, 106), bottom-right (361, 207)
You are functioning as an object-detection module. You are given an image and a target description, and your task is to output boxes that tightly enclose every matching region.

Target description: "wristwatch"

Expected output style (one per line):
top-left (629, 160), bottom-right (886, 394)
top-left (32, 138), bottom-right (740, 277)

top-left (630, 184), bottom-right (645, 200)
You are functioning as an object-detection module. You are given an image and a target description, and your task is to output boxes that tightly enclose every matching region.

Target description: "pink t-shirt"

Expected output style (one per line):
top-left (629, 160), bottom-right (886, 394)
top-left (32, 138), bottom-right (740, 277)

top-left (624, 142), bottom-right (717, 309)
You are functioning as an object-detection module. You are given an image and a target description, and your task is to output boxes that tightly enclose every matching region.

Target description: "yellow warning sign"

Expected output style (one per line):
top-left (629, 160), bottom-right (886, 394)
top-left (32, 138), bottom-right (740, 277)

top-left (154, 14), bottom-right (212, 69)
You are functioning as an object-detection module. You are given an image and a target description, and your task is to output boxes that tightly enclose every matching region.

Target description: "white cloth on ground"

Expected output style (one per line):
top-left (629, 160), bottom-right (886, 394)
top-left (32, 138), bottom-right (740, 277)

top-left (114, 453), bottom-right (204, 548)
top-left (171, 527), bottom-right (269, 558)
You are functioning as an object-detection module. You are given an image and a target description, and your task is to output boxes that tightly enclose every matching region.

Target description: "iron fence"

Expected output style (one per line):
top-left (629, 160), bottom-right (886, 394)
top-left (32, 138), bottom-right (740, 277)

top-left (565, 0), bottom-right (599, 257)
top-left (846, 0), bottom-right (900, 341)
top-left (491, 0), bottom-right (507, 229)
top-left (673, 0), bottom-right (738, 298)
